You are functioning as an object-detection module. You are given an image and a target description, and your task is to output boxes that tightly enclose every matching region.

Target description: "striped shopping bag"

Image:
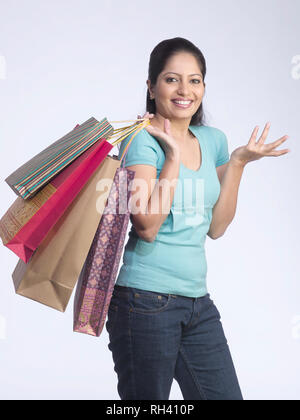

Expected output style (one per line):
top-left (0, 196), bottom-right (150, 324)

top-left (5, 117), bottom-right (113, 199)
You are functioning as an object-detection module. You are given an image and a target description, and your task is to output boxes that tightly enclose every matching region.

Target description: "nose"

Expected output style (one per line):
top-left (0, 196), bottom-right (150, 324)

top-left (177, 80), bottom-right (192, 97)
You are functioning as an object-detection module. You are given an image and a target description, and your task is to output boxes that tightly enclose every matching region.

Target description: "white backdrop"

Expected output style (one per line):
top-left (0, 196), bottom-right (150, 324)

top-left (0, 0), bottom-right (299, 400)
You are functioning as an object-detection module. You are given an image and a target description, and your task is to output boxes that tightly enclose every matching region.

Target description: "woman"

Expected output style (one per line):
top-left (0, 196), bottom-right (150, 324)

top-left (106, 37), bottom-right (290, 400)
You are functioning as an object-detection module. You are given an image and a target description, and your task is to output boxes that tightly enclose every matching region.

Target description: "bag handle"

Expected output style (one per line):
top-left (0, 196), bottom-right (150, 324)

top-left (110, 118), bottom-right (146, 124)
top-left (106, 118), bottom-right (151, 167)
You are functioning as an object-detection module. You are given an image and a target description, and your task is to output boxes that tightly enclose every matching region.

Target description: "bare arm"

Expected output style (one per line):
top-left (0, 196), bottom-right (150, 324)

top-left (207, 123), bottom-right (290, 239)
top-left (127, 151), bottom-right (180, 242)
top-left (125, 114), bottom-right (181, 242)
top-left (207, 159), bottom-right (245, 239)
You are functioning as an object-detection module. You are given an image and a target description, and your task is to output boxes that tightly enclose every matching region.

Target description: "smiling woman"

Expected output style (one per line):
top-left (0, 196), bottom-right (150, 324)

top-left (106, 37), bottom-right (244, 401)
top-left (159, 73), bottom-right (204, 109)
top-left (146, 43), bottom-right (206, 127)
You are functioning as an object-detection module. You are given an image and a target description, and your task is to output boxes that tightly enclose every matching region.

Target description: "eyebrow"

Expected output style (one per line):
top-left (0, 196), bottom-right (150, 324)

top-left (163, 72), bottom-right (203, 77)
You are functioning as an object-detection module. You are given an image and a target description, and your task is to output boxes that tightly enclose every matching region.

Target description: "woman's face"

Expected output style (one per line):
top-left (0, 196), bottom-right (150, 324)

top-left (147, 52), bottom-right (205, 122)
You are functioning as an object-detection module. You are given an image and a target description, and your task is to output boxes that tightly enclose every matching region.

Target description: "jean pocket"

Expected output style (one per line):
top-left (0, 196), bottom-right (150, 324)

top-left (129, 287), bottom-right (171, 314)
top-left (106, 301), bottom-right (118, 335)
top-left (206, 295), bottom-right (222, 320)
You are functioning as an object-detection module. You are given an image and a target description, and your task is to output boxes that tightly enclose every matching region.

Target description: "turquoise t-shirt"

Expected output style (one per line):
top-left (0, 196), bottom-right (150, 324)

top-left (115, 123), bottom-right (230, 297)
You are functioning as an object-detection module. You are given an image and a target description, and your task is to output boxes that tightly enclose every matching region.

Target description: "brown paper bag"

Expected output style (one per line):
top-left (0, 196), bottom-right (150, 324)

top-left (12, 155), bottom-right (121, 312)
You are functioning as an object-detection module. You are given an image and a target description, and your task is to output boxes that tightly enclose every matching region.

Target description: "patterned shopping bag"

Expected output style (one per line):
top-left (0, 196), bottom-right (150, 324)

top-left (73, 166), bottom-right (135, 336)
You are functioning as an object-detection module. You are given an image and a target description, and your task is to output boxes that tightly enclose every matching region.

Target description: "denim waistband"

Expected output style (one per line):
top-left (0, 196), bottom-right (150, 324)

top-left (113, 284), bottom-right (209, 301)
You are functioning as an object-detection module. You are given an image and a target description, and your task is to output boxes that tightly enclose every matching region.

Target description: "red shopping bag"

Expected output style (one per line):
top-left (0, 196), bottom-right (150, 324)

top-left (0, 139), bottom-right (112, 262)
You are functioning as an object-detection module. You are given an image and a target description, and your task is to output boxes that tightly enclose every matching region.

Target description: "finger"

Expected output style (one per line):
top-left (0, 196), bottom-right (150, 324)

top-left (257, 122), bottom-right (271, 144)
top-left (268, 148), bottom-right (290, 156)
top-left (248, 126), bottom-right (260, 144)
top-left (164, 118), bottom-right (171, 135)
top-left (144, 112), bottom-right (154, 121)
top-left (145, 124), bottom-right (157, 132)
top-left (265, 135), bottom-right (289, 151)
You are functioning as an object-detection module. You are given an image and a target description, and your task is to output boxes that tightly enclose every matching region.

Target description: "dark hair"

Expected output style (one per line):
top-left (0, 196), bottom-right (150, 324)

top-left (146, 37), bottom-right (207, 126)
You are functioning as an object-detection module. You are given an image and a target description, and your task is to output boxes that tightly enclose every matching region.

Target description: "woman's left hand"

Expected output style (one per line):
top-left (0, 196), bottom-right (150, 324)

top-left (230, 122), bottom-right (290, 167)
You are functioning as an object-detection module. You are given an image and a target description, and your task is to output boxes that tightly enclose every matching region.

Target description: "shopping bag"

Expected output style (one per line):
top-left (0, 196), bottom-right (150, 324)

top-left (0, 139), bottom-right (112, 263)
top-left (11, 155), bottom-right (121, 312)
top-left (5, 117), bottom-right (114, 199)
top-left (73, 165), bottom-right (135, 336)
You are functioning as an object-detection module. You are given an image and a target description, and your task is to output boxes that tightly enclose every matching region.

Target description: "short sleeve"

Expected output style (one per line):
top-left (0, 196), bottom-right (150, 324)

top-left (215, 129), bottom-right (230, 167)
top-left (118, 128), bottom-right (159, 168)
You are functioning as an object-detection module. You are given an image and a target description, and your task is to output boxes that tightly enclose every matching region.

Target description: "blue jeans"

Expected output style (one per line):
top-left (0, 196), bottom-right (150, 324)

top-left (106, 285), bottom-right (243, 400)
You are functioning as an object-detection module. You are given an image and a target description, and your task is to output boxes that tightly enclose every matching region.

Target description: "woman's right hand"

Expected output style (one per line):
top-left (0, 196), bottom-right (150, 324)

top-left (137, 112), bottom-right (180, 158)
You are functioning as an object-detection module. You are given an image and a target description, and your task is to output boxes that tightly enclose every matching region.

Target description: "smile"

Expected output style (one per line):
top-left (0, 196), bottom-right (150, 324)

top-left (171, 100), bottom-right (193, 109)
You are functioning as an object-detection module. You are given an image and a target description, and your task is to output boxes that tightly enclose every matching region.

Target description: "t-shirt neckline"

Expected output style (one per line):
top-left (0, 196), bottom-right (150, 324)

top-left (180, 125), bottom-right (205, 174)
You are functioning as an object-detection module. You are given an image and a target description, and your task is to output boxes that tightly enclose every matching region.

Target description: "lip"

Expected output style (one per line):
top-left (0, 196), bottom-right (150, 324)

top-left (172, 98), bottom-right (193, 101)
top-left (171, 99), bottom-right (193, 109)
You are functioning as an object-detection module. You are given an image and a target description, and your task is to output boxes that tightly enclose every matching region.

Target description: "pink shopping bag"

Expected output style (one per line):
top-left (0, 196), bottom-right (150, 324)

top-left (0, 139), bottom-right (112, 262)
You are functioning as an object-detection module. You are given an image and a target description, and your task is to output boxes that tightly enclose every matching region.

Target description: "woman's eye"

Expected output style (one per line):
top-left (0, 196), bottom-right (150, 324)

top-left (165, 77), bottom-right (202, 84)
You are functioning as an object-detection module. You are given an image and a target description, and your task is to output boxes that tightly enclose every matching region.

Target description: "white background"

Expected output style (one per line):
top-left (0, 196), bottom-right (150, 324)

top-left (0, 0), bottom-right (299, 400)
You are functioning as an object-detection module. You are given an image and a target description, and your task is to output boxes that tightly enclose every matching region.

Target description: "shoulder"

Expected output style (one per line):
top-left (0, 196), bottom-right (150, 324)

top-left (192, 125), bottom-right (227, 142)
top-left (118, 127), bottom-right (165, 168)
top-left (118, 127), bottom-right (163, 153)
top-left (191, 125), bottom-right (229, 166)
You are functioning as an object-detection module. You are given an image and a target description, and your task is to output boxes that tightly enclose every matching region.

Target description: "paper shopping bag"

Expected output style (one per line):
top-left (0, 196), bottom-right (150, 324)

top-left (11, 155), bottom-right (121, 312)
top-left (5, 117), bottom-right (114, 199)
top-left (0, 139), bottom-right (112, 263)
top-left (73, 166), bottom-right (135, 336)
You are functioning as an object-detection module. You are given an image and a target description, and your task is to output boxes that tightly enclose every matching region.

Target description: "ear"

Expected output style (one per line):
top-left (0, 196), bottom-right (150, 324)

top-left (146, 79), bottom-right (153, 97)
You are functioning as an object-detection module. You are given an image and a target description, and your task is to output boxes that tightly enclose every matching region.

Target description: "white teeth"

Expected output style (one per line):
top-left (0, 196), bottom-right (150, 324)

top-left (173, 100), bottom-right (192, 105)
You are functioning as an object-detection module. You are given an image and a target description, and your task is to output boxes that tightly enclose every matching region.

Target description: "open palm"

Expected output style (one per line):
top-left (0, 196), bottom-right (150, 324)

top-left (231, 123), bottom-right (290, 166)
